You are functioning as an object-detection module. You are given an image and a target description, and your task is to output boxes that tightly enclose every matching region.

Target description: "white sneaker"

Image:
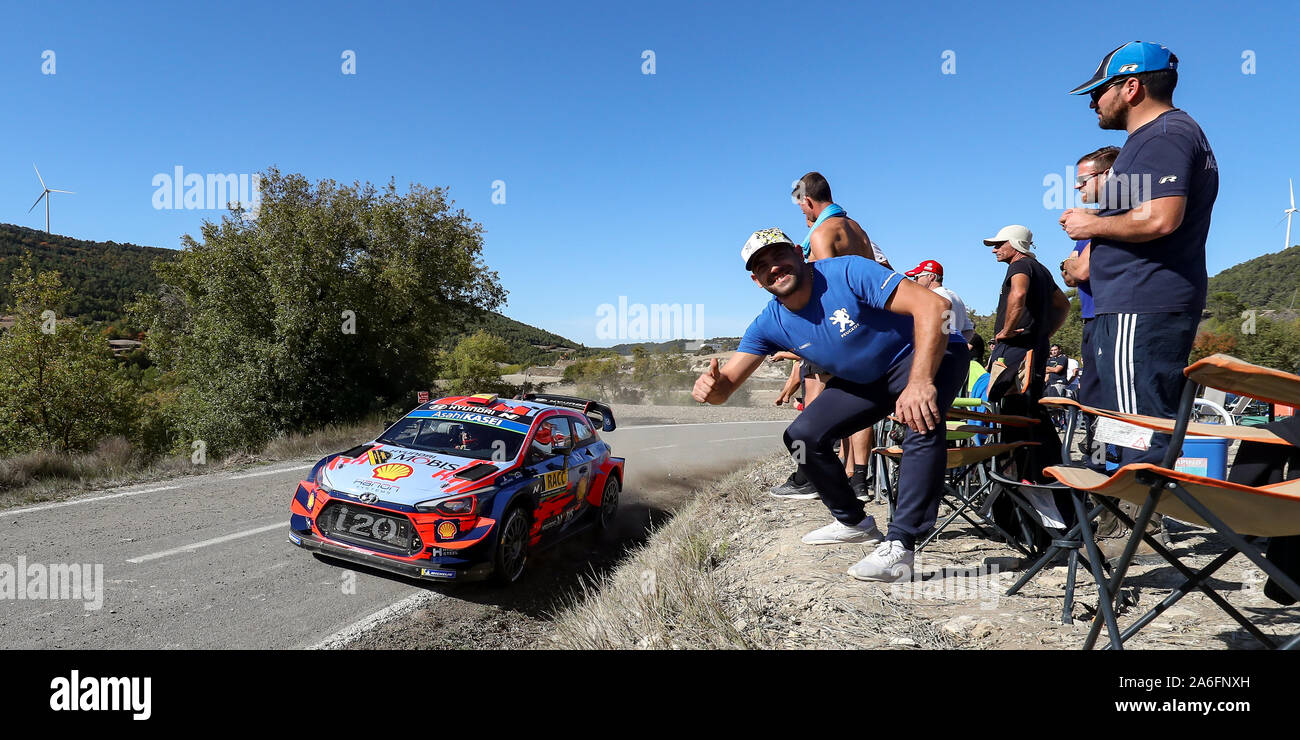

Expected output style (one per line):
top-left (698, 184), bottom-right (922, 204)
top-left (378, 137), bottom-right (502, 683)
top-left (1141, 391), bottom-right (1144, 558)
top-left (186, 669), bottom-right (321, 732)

top-left (801, 516), bottom-right (883, 546)
top-left (848, 540), bottom-right (914, 582)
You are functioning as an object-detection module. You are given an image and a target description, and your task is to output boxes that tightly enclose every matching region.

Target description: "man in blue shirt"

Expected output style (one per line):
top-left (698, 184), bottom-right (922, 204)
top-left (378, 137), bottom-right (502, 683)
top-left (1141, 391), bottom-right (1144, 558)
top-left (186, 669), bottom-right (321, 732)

top-left (691, 228), bottom-right (968, 582)
top-left (1061, 41), bottom-right (1219, 467)
top-left (1062, 145), bottom-right (1119, 461)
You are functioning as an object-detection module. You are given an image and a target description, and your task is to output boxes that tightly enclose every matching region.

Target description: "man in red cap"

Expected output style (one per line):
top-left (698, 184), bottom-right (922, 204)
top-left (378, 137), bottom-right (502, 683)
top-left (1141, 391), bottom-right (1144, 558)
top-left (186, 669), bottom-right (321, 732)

top-left (905, 260), bottom-right (974, 343)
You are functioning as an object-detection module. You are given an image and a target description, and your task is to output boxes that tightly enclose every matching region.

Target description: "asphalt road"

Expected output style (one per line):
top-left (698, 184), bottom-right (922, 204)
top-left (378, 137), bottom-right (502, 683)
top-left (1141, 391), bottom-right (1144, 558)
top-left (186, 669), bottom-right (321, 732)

top-left (0, 419), bottom-right (790, 649)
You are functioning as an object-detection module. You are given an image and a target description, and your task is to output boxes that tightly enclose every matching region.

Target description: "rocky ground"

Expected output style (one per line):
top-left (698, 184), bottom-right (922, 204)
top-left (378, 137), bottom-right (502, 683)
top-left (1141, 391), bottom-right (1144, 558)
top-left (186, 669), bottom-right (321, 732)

top-left (709, 455), bottom-right (1298, 649)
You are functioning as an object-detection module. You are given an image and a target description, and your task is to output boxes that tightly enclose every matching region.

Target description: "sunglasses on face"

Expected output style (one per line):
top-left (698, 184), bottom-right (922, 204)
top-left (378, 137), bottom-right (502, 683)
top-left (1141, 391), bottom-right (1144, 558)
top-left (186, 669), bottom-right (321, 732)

top-left (1075, 170), bottom-right (1106, 186)
top-left (1090, 77), bottom-right (1129, 104)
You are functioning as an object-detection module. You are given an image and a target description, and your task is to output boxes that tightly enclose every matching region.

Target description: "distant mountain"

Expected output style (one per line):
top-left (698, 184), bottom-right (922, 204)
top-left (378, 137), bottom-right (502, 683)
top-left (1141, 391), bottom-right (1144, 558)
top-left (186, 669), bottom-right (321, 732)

top-left (602, 337), bottom-right (741, 355)
top-left (0, 223), bottom-right (176, 323)
top-left (0, 222), bottom-right (586, 363)
top-left (1207, 244), bottom-right (1300, 309)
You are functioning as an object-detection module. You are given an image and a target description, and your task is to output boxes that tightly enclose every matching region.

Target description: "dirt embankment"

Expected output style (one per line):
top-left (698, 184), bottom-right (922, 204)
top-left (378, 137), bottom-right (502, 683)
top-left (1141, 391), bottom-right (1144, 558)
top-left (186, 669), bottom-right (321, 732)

top-left (549, 454), bottom-right (1299, 650)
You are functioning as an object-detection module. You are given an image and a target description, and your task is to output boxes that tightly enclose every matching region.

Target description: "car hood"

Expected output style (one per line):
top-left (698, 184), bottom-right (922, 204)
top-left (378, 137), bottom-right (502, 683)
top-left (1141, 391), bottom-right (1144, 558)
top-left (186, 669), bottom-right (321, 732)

top-left (319, 443), bottom-right (512, 507)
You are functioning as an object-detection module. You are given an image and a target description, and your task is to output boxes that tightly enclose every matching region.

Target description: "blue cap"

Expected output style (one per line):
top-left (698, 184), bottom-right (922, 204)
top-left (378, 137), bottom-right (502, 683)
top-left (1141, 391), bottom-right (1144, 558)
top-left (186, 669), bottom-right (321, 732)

top-left (1068, 41), bottom-right (1178, 95)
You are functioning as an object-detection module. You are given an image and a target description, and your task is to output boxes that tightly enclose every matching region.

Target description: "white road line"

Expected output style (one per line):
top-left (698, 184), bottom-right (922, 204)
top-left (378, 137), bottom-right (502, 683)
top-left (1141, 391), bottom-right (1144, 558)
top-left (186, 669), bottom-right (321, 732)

top-left (618, 420), bottom-right (790, 430)
top-left (228, 464), bottom-right (314, 480)
top-left (4, 484), bottom-right (185, 517)
top-left (5, 463), bottom-right (315, 517)
top-left (308, 591), bottom-right (444, 650)
top-left (643, 444), bottom-right (678, 450)
top-left (126, 522), bottom-right (285, 564)
top-left (705, 434), bottom-right (778, 443)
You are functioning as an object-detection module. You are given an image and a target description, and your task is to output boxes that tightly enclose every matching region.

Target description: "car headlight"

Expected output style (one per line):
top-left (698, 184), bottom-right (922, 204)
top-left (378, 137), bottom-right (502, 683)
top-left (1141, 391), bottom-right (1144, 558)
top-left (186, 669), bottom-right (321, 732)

top-left (312, 460), bottom-right (333, 489)
top-left (415, 492), bottom-right (484, 515)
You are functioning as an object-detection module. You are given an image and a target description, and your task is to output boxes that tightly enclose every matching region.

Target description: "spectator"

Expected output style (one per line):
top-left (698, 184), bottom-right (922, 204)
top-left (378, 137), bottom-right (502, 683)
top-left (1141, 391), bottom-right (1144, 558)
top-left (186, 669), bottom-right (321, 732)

top-left (1061, 41), bottom-right (1219, 472)
top-left (777, 172), bottom-right (887, 499)
top-left (694, 228), bottom-right (968, 582)
top-left (904, 260), bottom-right (976, 342)
top-left (1062, 144), bottom-right (1120, 456)
top-left (984, 226), bottom-right (1071, 475)
top-left (1044, 344), bottom-right (1070, 397)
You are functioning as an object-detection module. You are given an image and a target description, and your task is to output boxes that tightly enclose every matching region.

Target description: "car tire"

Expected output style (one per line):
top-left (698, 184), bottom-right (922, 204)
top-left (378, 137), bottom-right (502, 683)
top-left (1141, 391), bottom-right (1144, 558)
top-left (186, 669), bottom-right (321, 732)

top-left (492, 505), bottom-right (531, 585)
top-left (596, 475), bottom-right (620, 533)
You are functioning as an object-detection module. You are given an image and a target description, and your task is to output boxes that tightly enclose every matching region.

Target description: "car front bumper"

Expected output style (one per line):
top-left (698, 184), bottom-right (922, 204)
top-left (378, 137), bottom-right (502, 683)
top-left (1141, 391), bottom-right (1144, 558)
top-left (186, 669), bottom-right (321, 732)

top-left (288, 528), bottom-right (493, 582)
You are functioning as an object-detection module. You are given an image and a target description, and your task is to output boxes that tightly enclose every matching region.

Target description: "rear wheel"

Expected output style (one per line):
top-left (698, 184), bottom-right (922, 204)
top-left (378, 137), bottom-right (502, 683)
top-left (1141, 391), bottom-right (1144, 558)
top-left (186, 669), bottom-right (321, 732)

top-left (597, 475), bottom-right (620, 532)
top-left (492, 506), bottom-right (531, 585)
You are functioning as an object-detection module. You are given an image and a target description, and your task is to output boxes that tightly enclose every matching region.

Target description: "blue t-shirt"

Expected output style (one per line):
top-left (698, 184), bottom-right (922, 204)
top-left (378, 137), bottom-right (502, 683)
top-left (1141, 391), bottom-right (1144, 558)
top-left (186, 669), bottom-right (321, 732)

top-left (1072, 239), bottom-right (1095, 320)
top-left (1091, 109), bottom-right (1218, 315)
top-left (737, 256), bottom-right (960, 385)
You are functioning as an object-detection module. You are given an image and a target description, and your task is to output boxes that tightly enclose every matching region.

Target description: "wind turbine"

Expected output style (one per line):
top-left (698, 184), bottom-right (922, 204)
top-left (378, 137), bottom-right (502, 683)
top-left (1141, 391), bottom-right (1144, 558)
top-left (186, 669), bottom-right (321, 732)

top-left (1284, 178), bottom-right (1298, 251)
top-left (27, 164), bottom-right (74, 235)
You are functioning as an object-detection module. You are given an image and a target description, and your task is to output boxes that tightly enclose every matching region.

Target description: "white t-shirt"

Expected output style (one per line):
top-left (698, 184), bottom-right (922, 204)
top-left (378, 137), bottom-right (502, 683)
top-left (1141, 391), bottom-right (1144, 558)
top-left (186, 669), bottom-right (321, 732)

top-left (930, 285), bottom-right (974, 337)
top-left (1067, 358), bottom-right (1080, 382)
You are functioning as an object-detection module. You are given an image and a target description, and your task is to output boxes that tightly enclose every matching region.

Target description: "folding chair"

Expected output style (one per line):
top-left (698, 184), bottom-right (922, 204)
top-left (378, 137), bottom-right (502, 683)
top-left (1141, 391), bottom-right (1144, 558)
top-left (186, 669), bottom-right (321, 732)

top-left (874, 403), bottom-right (1046, 555)
top-left (876, 440), bottom-right (1042, 556)
top-left (1043, 354), bottom-right (1300, 650)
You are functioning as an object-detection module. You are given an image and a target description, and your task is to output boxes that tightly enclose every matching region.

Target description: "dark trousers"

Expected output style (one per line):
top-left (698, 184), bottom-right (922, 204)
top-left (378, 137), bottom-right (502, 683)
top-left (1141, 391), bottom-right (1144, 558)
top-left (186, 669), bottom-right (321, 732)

top-left (1092, 312), bottom-right (1199, 466)
top-left (988, 342), bottom-right (1063, 481)
top-left (1078, 318), bottom-right (1099, 406)
top-left (1228, 416), bottom-right (1300, 605)
top-left (783, 342), bottom-right (969, 548)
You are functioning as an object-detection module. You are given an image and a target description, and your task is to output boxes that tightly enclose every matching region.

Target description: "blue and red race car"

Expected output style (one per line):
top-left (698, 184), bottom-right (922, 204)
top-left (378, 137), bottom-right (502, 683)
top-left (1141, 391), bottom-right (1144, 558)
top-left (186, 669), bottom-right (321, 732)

top-left (288, 393), bottom-right (624, 584)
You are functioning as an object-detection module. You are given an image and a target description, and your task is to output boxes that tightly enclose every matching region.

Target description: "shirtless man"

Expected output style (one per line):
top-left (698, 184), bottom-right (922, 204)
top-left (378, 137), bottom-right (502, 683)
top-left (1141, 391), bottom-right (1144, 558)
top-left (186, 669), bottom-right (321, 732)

top-left (771, 172), bottom-right (888, 501)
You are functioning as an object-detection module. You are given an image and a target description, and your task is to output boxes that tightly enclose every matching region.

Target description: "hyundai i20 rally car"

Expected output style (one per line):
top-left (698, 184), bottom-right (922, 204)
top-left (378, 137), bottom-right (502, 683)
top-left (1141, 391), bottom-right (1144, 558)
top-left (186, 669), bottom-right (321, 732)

top-left (288, 393), bottom-right (624, 584)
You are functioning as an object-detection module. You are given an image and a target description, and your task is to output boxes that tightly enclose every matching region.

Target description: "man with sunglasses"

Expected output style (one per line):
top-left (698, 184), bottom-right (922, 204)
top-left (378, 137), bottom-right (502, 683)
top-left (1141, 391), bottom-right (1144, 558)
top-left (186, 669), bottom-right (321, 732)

top-left (1062, 146), bottom-right (1119, 409)
top-left (692, 228), bottom-right (968, 582)
top-left (1060, 42), bottom-right (1219, 471)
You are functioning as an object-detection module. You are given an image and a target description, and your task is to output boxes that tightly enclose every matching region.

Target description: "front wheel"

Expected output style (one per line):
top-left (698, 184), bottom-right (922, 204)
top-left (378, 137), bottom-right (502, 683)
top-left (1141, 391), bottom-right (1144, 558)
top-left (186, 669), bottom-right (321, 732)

top-left (492, 506), bottom-right (531, 585)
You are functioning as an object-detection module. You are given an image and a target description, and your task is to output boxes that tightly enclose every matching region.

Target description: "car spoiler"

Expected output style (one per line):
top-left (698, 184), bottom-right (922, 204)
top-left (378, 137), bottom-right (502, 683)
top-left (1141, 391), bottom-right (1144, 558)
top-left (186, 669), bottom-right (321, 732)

top-left (522, 393), bottom-right (618, 432)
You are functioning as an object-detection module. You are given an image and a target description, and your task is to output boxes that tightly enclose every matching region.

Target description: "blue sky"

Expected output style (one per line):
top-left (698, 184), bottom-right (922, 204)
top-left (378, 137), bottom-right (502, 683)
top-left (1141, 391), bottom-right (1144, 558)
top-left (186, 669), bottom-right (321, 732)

top-left (3, 1), bottom-right (1298, 346)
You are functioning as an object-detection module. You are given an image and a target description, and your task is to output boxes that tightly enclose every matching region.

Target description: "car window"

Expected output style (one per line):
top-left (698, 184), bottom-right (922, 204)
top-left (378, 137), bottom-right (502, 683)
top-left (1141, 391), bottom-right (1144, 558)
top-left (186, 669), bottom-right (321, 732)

top-left (571, 414), bottom-right (596, 445)
top-left (377, 416), bottom-right (525, 461)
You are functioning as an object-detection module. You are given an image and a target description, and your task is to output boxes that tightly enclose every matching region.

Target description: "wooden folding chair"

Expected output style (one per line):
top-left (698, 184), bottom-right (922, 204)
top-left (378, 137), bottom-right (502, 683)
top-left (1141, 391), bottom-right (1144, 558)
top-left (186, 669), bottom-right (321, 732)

top-left (1043, 354), bottom-right (1300, 650)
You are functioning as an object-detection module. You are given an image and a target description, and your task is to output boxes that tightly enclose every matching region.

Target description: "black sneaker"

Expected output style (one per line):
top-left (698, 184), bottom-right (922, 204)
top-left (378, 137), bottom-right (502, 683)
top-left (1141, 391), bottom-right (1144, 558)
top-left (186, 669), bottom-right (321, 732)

top-left (769, 475), bottom-right (819, 500)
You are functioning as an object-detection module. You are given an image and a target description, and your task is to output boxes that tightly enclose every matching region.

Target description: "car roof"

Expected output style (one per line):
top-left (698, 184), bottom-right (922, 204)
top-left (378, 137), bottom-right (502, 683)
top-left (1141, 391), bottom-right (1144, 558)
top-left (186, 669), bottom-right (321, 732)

top-left (413, 395), bottom-right (575, 421)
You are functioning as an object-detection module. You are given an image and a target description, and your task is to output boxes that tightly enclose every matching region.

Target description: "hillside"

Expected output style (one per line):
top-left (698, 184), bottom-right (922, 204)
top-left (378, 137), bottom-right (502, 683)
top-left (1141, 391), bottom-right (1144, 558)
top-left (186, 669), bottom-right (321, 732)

top-left (603, 337), bottom-right (741, 355)
top-left (0, 222), bottom-right (587, 363)
top-left (1207, 244), bottom-right (1300, 309)
top-left (0, 223), bottom-right (176, 323)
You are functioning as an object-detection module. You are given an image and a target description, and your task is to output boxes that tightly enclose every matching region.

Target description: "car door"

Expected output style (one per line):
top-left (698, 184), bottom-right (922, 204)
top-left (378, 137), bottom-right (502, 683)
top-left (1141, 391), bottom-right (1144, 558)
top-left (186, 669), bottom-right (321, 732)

top-left (564, 414), bottom-right (604, 523)
top-left (528, 416), bottom-right (576, 542)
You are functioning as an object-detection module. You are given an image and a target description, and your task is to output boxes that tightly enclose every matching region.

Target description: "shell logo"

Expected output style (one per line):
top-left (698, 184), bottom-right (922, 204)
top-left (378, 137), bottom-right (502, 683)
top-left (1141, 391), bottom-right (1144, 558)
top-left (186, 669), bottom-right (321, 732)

top-left (372, 463), bottom-right (413, 481)
top-left (436, 521), bottom-right (458, 539)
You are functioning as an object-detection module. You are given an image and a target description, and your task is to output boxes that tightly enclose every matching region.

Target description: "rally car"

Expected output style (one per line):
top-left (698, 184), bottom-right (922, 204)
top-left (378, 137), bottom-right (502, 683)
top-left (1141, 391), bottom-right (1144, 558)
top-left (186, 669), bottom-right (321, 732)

top-left (287, 393), bottom-right (623, 584)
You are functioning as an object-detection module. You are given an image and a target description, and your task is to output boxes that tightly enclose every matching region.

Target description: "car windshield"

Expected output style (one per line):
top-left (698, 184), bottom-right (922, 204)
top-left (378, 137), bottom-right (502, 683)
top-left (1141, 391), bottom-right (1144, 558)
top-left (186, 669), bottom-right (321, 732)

top-left (376, 415), bottom-right (526, 461)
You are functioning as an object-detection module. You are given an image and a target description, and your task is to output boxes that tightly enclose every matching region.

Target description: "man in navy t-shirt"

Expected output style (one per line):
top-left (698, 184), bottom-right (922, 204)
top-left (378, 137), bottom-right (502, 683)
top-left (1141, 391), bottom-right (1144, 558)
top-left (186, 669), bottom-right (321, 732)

top-left (691, 228), bottom-right (968, 583)
top-left (1061, 41), bottom-right (1218, 468)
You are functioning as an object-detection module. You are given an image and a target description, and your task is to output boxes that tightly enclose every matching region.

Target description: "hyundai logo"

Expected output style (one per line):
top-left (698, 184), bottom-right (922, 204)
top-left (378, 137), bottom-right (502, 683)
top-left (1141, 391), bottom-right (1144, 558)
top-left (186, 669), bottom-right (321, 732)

top-left (358, 492), bottom-right (380, 504)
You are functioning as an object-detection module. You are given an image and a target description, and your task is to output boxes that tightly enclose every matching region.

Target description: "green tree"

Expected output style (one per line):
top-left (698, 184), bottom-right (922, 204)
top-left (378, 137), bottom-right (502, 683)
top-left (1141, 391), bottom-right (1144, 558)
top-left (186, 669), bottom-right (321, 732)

top-left (131, 169), bottom-right (506, 456)
top-left (438, 331), bottom-right (511, 396)
top-left (0, 261), bottom-right (136, 453)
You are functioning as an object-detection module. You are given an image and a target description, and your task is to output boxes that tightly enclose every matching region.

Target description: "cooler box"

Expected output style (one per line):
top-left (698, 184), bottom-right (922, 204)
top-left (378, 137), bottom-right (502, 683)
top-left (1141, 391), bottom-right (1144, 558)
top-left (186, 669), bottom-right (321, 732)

top-left (1103, 436), bottom-right (1230, 480)
top-left (1173, 437), bottom-right (1229, 480)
